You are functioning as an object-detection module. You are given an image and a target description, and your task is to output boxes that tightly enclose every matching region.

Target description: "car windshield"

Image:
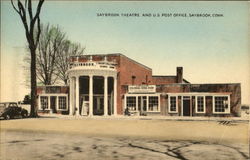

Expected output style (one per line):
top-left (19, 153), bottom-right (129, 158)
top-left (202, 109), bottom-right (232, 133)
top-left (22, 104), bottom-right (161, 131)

top-left (0, 103), bottom-right (7, 112)
top-left (9, 103), bottom-right (18, 107)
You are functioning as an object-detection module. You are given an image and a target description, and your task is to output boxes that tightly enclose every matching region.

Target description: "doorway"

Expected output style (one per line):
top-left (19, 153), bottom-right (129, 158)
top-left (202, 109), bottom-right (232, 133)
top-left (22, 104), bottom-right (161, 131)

top-left (183, 96), bottom-right (191, 116)
top-left (138, 96), bottom-right (147, 115)
top-left (93, 96), bottom-right (104, 115)
top-left (50, 96), bottom-right (57, 113)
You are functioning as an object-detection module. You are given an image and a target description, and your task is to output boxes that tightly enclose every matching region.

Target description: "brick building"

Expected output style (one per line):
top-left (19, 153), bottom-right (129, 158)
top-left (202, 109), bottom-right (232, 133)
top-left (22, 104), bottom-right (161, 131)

top-left (37, 54), bottom-right (241, 117)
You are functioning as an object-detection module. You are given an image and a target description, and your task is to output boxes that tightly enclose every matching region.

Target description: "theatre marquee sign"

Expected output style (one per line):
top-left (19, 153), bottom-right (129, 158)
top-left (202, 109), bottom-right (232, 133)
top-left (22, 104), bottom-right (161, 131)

top-left (128, 85), bottom-right (156, 93)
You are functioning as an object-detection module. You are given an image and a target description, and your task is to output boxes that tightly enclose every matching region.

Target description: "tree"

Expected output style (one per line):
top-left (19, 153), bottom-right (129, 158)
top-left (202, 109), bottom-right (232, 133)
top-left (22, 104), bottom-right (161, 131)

top-left (11, 0), bottom-right (45, 117)
top-left (36, 24), bottom-right (66, 85)
top-left (55, 40), bottom-right (85, 85)
top-left (25, 24), bottom-right (85, 85)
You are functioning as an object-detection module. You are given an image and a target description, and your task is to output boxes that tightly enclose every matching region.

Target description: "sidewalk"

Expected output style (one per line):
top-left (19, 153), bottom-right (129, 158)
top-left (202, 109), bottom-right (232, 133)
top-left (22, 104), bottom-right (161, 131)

top-left (38, 113), bottom-right (249, 122)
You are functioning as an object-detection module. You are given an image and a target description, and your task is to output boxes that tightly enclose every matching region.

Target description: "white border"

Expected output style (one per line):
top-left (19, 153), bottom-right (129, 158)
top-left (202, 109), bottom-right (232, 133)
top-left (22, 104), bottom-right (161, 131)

top-left (124, 93), bottom-right (161, 112)
top-left (195, 96), bottom-right (206, 113)
top-left (38, 94), bottom-right (68, 111)
top-left (212, 95), bottom-right (230, 114)
top-left (168, 95), bottom-right (178, 113)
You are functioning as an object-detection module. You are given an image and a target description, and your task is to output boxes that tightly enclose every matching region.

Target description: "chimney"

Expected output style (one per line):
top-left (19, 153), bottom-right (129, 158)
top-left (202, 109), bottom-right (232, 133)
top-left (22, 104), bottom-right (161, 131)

top-left (176, 67), bottom-right (183, 83)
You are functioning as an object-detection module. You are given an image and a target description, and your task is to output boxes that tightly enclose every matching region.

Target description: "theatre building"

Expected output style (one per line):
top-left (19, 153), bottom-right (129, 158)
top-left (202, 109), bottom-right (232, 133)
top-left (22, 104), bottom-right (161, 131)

top-left (37, 54), bottom-right (241, 117)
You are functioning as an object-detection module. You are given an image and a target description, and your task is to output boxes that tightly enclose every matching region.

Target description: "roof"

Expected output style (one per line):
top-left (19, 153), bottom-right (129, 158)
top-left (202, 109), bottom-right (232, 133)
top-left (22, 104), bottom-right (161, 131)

top-left (70, 53), bottom-right (152, 71)
top-left (156, 82), bottom-right (241, 87)
top-left (152, 75), bottom-right (190, 84)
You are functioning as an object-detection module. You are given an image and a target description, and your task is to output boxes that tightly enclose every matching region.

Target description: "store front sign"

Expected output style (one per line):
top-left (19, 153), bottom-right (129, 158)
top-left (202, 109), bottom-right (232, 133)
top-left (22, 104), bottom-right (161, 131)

top-left (128, 85), bottom-right (156, 93)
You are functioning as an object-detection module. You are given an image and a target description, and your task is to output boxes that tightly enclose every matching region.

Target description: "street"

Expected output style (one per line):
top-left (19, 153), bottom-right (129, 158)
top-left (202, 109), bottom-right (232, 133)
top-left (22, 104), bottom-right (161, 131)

top-left (0, 117), bottom-right (249, 160)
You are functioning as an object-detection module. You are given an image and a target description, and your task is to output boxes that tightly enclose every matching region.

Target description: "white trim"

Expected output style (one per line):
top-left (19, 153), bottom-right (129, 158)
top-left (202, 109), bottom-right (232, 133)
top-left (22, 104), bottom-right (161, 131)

top-left (168, 95), bottom-right (178, 113)
top-left (124, 93), bottom-right (161, 113)
top-left (113, 76), bottom-right (117, 116)
top-left (39, 96), bottom-right (49, 110)
top-left (167, 92), bottom-right (231, 96)
top-left (158, 95), bottom-right (161, 112)
top-left (56, 96), bottom-right (59, 111)
top-left (148, 95), bottom-right (160, 112)
top-left (38, 94), bottom-right (68, 111)
top-left (146, 95), bottom-right (149, 112)
top-left (126, 93), bottom-right (161, 96)
top-left (195, 96), bottom-right (206, 113)
top-left (136, 96), bottom-right (138, 111)
top-left (213, 95), bottom-right (230, 114)
top-left (38, 95), bottom-right (41, 110)
top-left (124, 94), bottom-right (127, 111)
top-left (181, 96), bottom-right (183, 116)
top-left (58, 96), bottom-right (68, 111)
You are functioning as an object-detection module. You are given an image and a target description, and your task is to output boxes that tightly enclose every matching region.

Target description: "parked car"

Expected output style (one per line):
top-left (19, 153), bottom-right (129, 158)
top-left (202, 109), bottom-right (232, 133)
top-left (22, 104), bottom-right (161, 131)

top-left (0, 102), bottom-right (28, 120)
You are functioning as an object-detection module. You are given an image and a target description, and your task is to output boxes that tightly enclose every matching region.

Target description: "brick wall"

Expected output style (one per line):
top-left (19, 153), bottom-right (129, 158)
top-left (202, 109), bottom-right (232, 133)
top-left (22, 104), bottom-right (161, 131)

top-left (157, 83), bottom-right (241, 117)
top-left (117, 55), bottom-right (153, 114)
top-left (152, 76), bottom-right (176, 85)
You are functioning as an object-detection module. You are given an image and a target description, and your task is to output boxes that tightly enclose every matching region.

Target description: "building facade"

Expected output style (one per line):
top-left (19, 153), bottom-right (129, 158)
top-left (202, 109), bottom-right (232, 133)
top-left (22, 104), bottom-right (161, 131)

top-left (37, 54), bottom-right (241, 117)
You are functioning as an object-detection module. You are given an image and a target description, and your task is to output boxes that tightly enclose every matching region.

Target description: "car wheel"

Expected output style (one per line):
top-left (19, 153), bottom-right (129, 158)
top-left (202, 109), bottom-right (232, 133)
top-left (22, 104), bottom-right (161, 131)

top-left (5, 114), bottom-right (11, 120)
top-left (22, 112), bottom-right (28, 118)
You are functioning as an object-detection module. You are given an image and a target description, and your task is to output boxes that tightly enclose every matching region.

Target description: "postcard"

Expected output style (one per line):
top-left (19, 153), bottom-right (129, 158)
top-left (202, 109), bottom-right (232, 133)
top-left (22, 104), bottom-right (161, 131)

top-left (1, 1), bottom-right (249, 160)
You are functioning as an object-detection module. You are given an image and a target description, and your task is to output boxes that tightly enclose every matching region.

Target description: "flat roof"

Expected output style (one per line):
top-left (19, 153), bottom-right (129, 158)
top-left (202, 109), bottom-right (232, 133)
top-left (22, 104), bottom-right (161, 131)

top-left (70, 53), bottom-right (152, 71)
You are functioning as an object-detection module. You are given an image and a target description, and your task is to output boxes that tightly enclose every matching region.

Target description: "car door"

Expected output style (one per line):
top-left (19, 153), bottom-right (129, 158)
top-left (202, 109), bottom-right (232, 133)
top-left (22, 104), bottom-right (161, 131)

top-left (9, 103), bottom-right (19, 117)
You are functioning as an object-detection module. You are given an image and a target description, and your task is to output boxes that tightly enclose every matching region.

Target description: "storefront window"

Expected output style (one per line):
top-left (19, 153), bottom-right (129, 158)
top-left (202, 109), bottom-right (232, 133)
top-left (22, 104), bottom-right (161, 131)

top-left (169, 96), bottom-right (177, 112)
top-left (196, 96), bottom-right (205, 113)
top-left (58, 96), bottom-right (67, 110)
top-left (40, 96), bottom-right (48, 110)
top-left (214, 96), bottom-right (229, 113)
top-left (126, 96), bottom-right (136, 111)
top-left (149, 96), bottom-right (159, 111)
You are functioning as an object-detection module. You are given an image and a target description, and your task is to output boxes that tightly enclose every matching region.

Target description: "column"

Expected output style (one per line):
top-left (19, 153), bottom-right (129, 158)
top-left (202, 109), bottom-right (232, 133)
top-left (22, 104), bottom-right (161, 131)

top-left (48, 96), bottom-right (51, 114)
top-left (146, 95), bottom-right (149, 112)
top-left (38, 96), bottom-right (40, 110)
top-left (75, 76), bottom-right (80, 116)
top-left (104, 76), bottom-right (108, 116)
top-left (89, 75), bottom-right (93, 116)
top-left (56, 96), bottom-right (59, 111)
top-left (113, 76), bottom-right (117, 116)
top-left (136, 96), bottom-right (138, 112)
top-left (69, 77), bottom-right (73, 115)
top-left (72, 77), bottom-right (75, 115)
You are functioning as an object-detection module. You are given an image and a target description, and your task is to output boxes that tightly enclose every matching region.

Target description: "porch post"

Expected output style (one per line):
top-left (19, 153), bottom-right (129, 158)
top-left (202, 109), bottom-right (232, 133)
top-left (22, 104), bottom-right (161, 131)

top-left (56, 96), bottom-right (59, 111)
top-left (104, 76), bottom-right (108, 116)
top-left (69, 77), bottom-right (73, 115)
top-left (113, 76), bottom-right (117, 116)
top-left (48, 96), bottom-right (51, 114)
top-left (75, 76), bottom-right (80, 116)
top-left (89, 75), bottom-right (93, 116)
top-left (146, 95), bottom-right (149, 112)
top-left (136, 96), bottom-right (138, 112)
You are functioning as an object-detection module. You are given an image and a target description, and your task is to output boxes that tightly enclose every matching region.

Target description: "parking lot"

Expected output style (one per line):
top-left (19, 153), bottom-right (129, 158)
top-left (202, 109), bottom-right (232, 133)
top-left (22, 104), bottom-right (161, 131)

top-left (0, 117), bottom-right (249, 160)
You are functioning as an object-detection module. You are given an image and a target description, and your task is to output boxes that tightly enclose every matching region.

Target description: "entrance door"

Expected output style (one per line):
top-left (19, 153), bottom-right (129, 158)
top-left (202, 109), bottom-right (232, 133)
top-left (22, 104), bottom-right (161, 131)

top-left (93, 96), bottom-right (104, 115)
top-left (183, 96), bottom-right (190, 116)
top-left (50, 96), bottom-right (57, 113)
top-left (142, 96), bottom-right (147, 111)
top-left (138, 96), bottom-right (147, 115)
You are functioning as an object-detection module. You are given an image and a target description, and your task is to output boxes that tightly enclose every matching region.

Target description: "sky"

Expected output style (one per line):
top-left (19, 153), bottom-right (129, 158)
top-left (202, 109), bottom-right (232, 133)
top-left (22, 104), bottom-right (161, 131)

top-left (1, 1), bottom-right (249, 104)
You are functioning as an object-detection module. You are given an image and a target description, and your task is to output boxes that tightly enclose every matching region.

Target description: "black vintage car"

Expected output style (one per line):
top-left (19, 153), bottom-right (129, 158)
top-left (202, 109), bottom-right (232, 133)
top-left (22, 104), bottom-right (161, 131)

top-left (0, 102), bottom-right (28, 120)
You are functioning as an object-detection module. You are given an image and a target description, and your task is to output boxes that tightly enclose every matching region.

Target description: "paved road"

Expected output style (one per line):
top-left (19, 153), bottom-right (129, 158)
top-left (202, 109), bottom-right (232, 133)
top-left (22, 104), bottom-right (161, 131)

top-left (1, 131), bottom-right (249, 160)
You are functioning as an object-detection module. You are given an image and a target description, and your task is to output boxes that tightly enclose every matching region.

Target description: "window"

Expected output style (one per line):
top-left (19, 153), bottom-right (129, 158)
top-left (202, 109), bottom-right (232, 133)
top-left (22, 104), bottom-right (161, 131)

top-left (169, 96), bottom-right (177, 113)
top-left (40, 96), bottom-right (48, 110)
top-left (213, 96), bottom-right (230, 113)
top-left (58, 96), bottom-right (67, 110)
top-left (149, 96), bottom-right (159, 111)
top-left (126, 96), bottom-right (136, 111)
top-left (196, 96), bottom-right (205, 113)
